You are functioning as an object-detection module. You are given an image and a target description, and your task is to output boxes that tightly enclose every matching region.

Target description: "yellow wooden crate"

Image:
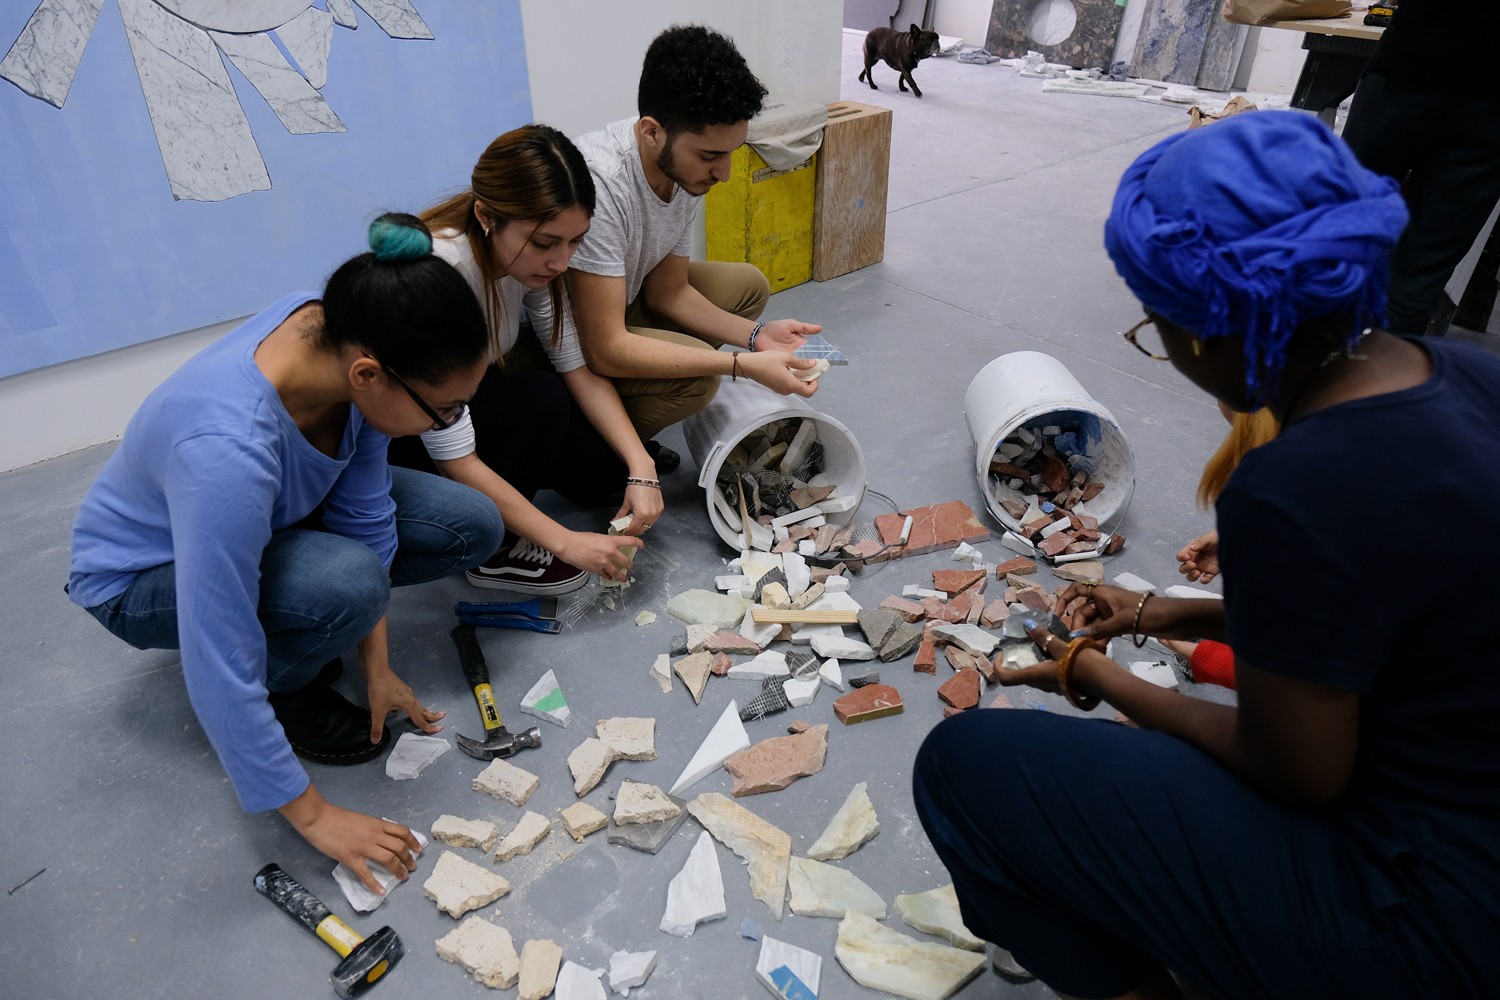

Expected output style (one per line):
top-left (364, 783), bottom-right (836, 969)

top-left (705, 145), bottom-right (817, 293)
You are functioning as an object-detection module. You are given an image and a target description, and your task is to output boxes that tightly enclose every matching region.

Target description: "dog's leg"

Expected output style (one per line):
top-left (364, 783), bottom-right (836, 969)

top-left (861, 62), bottom-right (878, 89)
top-left (907, 71), bottom-right (922, 98)
top-left (898, 70), bottom-right (909, 93)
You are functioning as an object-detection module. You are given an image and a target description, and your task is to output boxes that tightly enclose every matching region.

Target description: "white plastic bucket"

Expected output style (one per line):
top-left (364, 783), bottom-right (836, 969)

top-left (684, 377), bottom-right (868, 549)
top-left (963, 351), bottom-right (1134, 532)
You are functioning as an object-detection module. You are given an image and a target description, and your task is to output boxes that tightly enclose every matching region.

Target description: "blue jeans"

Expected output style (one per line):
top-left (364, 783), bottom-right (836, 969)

top-left (86, 468), bottom-right (502, 692)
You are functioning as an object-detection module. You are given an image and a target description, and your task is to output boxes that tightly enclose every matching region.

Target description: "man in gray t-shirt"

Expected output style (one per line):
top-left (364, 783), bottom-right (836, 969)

top-left (567, 25), bottom-right (823, 468)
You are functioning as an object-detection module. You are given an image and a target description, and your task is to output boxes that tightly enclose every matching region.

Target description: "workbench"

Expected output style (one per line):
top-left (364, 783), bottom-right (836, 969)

top-left (1260, 15), bottom-right (1385, 125)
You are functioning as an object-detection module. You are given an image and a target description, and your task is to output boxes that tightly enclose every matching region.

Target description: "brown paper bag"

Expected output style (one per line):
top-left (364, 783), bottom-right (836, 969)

top-left (1188, 95), bottom-right (1259, 129)
top-left (1221, 0), bottom-right (1351, 26)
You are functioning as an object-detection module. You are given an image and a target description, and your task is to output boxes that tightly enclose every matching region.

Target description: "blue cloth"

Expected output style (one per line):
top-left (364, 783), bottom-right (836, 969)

top-left (69, 294), bottom-right (502, 812)
top-left (1104, 111), bottom-right (1409, 398)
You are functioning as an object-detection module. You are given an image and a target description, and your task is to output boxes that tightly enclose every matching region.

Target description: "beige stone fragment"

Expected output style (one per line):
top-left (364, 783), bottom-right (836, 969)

top-left (559, 801), bottom-right (608, 842)
top-left (494, 811), bottom-right (551, 862)
top-left (673, 652), bottom-right (712, 704)
top-left (834, 912), bottom-right (985, 1000)
top-left (596, 716), bottom-right (656, 761)
top-left (687, 792), bottom-right (792, 920)
top-left (518, 939), bottom-right (563, 1000)
top-left (473, 758), bottom-right (540, 807)
top-left (894, 884), bottom-right (985, 951)
top-left (435, 916), bottom-right (520, 988)
top-left (614, 780), bottom-right (681, 825)
top-left (431, 814), bottom-right (500, 853)
top-left (567, 737), bottom-right (619, 796)
top-left (760, 582), bottom-right (791, 610)
top-left (423, 850), bottom-right (510, 918)
top-left (790, 581), bottom-right (826, 610)
top-left (808, 782), bottom-right (880, 861)
top-left (650, 653), bottom-right (673, 693)
top-left (789, 856), bottom-right (887, 919)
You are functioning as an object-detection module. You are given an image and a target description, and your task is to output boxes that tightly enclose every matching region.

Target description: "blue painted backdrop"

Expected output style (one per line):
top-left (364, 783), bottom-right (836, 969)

top-left (0, 1), bottom-right (531, 378)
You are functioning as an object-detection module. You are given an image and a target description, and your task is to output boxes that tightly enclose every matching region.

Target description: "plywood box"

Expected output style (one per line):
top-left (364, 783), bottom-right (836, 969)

top-left (705, 145), bottom-right (817, 293)
top-left (813, 102), bottom-right (892, 282)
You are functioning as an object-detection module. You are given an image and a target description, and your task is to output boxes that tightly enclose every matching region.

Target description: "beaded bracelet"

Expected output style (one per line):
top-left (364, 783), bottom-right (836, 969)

top-left (747, 320), bottom-right (766, 351)
top-left (1131, 592), bottom-right (1154, 649)
top-left (1057, 636), bottom-right (1103, 711)
top-left (626, 477), bottom-right (661, 490)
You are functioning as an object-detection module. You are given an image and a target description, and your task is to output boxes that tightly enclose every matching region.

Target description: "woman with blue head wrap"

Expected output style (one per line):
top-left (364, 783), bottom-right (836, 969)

top-left (913, 113), bottom-right (1500, 1000)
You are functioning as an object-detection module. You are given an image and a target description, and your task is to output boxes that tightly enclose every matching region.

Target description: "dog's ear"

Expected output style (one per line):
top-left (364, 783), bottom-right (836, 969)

top-left (909, 23), bottom-right (922, 36)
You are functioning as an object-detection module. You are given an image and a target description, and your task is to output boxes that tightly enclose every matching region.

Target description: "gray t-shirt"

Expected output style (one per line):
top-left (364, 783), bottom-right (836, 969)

top-left (569, 117), bottom-right (698, 304)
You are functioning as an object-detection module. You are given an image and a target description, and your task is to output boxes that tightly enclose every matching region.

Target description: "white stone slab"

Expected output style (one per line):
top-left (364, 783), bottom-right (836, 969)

top-left (332, 827), bottom-right (429, 912)
top-left (808, 591), bottom-right (862, 612)
top-left (274, 6), bottom-right (333, 89)
top-left (152, 0), bottom-right (310, 32)
top-left (607, 949), bottom-right (657, 996)
top-left (771, 505), bottom-right (825, 529)
top-left (350, 0), bottom-right (433, 38)
top-left (668, 700), bottom-right (751, 797)
top-left (494, 811), bottom-right (550, 862)
top-left (1164, 584), bottom-right (1222, 600)
top-left (739, 606), bottom-right (781, 649)
top-left (779, 419), bottom-right (818, 475)
top-left (1000, 531), bottom-right (1036, 555)
top-left (790, 622), bottom-right (844, 645)
top-left (384, 732), bottom-right (451, 779)
top-left (808, 783), bottom-right (879, 861)
top-left (435, 915), bottom-right (520, 989)
top-left (816, 494), bottom-right (858, 514)
top-left (784, 676), bottom-right (820, 708)
top-left (326, 0), bottom-right (358, 28)
top-left (728, 650), bottom-right (789, 681)
top-left (209, 29), bottom-right (344, 134)
top-left (834, 912), bottom-right (986, 1000)
top-left (0, 0), bottom-right (105, 107)
top-left (1112, 572), bottom-right (1156, 593)
top-left (783, 551), bottom-right (811, 599)
top-left (818, 658), bottom-right (844, 691)
top-left (756, 936), bottom-right (823, 998)
top-left (788, 856), bottom-right (887, 918)
top-left (520, 668), bottom-right (572, 727)
top-left (930, 623), bottom-right (999, 657)
top-left (894, 884), bottom-right (984, 950)
top-left (422, 849), bottom-right (510, 919)
top-left (810, 634), bottom-right (875, 661)
top-left (823, 575), bottom-right (850, 593)
top-left (555, 960), bottom-right (607, 1000)
top-left (659, 831), bottom-right (727, 937)
top-left (951, 542), bottom-right (983, 564)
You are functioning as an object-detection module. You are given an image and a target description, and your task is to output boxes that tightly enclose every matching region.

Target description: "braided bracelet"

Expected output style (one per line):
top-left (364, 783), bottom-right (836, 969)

top-left (747, 320), bottom-right (766, 351)
top-left (731, 352), bottom-right (741, 382)
top-left (626, 477), bottom-right (661, 490)
top-left (1131, 592), bottom-right (1154, 649)
top-left (1057, 637), bottom-right (1103, 711)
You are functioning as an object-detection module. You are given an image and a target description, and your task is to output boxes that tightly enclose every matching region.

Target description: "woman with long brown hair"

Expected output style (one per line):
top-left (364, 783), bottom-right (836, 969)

top-left (389, 125), bottom-right (661, 594)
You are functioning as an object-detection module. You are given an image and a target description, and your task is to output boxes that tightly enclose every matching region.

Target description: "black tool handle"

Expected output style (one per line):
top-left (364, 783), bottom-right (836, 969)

top-left (450, 624), bottom-right (492, 691)
top-left (254, 863), bottom-right (332, 938)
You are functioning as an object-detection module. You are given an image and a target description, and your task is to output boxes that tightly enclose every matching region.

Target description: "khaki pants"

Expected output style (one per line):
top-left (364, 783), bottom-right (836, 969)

top-left (618, 260), bottom-right (769, 440)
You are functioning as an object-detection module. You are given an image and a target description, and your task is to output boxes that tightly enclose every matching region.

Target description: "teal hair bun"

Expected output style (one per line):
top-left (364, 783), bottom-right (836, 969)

top-left (368, 212), bottom-right (433, 261)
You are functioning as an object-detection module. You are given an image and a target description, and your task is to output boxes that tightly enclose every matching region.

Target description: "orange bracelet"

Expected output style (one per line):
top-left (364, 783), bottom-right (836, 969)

top-left (1057, 636), bottom-right (1103, 711)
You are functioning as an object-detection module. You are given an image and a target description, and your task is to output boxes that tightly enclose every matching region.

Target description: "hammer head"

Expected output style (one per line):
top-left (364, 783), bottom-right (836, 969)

top-left (331, 925), bottom-right (403, 998)
top-left (456, 725), bottom-right (542, 760)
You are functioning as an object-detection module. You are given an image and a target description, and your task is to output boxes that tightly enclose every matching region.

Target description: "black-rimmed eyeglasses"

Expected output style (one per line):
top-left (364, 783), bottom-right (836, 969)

top-left (1121, 316), bottom-right (1171, 361)
top-left (367, 355), bottom-right (466, 430)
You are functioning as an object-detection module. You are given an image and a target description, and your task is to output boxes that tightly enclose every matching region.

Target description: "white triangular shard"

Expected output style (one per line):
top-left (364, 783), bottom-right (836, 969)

top-left (788, 856), bottom-right (887, 918)
top-left (808, 782), bottom-right (880, 861)
top-left (755, 936), bottom-right (823, 998)
top-left (728, 650), bottom-right (789, 680)
top-left (607, 949), bottom-right (657, 995)
top-left (834, 912), bottom-right (986, 1000)
top-left (894, 884), bottom-right (985, 951)
top-left (520, 668), bottom-right (572, 727)
top-left (784, 676), bottom-right (820, 708)
top-left (782, 551), bottom-right (811, 599)
top-left (818, 658), bottom-right (845, 691)
top-left (810, 634), bottom-right (876, 661)
top-left (668, 701), bottom-right (751, 797)
top-left (740, 606), bottom-right (782, 649)
top-left (659, 831), bottom-right (727, 937)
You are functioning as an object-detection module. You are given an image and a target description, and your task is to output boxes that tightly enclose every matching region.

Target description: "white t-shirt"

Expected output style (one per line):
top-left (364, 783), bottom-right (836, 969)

top-left (419, 231), bottom-right (586, 461)
top-left (569, 117), bottom-right (698, 304)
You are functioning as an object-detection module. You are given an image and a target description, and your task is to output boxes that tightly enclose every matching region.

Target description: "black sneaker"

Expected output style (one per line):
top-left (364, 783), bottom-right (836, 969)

top-left (645, 439), bottom-right (680, 473)
top-left (269, 683), bottom-right (390, 765)
top-left (466, 537), bottom-right (589, 595)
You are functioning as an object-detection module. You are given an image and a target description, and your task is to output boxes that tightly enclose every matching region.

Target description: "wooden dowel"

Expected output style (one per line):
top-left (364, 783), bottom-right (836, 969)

top-left (751, 608), bottom-right (860, 624)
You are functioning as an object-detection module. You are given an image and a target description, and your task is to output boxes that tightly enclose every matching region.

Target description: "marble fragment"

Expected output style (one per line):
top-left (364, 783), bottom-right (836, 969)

top-left (729, 650), bottom-right (790, 680)
top-left (1112, 572), bottom-right (1155, 593)
top-left (209, 29), bottom-right (344, 134)
top-left (609, 797), bottom-right (690, 854)
top-left (724, 725), bottom-right (828, 797)
top-left (519, 939), bottom-right (563, 1000)
top-left (880, 619), bottom-right (927, 661)
top-left (894, 884), bottom-right (985, 951)
top-left (560, 802), bottom-right (608, 842)
top-left (650, 653), bottom-right (673, 693)
top-left (669, 700), bottom-right (751, 796)
top-left (555, 960), bottom-right (607, 1000)
top-left (834, 912), bottom-right (986, 1000)
top-left (326, 0), bottom-right (357, 27)
top-left (857, 608), bottom-right (902, 650)
top-left (833, 683), bottom-right (903, 724)
top-left (702, 629), bottom-right (761, 654)
top-left (808, 783), bottom-right (879, 861)
top-left (740, 605), bottom-right (782, 649)
top-left (672, 651), bottom-right (713, 704)
top-left (520, 668), bottom-right (572, 728)
top-left (659, 830), bottom-right (727, 937)
top-left (473, 758), bottom-right (539, 807)
top-left (494, 811), bottom-right (550, 862)
top-left (635, 610), bottom-right (657, 626)
top-left (423, 850), bottom-right (510, 918)
top-left (810, 634), bottom-right (875, 661)
top-left (384, 732), bottom-right (451, 779)
top-left (783, 551), bottom-right (811, 599)
top-left (431, 815), bottom-right (499, 853)
top-left (275, 6), bottom-right (333, 90)
top-left (687, 792), bottom-right (792, 919)
top-left (760, 582), bottom-right (791, 610)
top-left (0, 0), bottom-right (105, 107)
top-left (615, 781), bottom-right (682, 825)
top-left (789, 855), bottom-right (887, 918)
top-left (597, 717), bottom-right (656, 761)
top-left (567, 738), bottom-right (618, 796)
top-left (931, 623), bottom-right (999, 657)
top-left (756, 937), bottom-right (823, 998)
top-left (1054, 559), bottom-right (1105, 584)
top-left (818, 658), bottom-right (844, 690)
top-left (607, 949), bottom-right (657, 995)
top-left (350, 0), bottom-right (433, 39)
top-left (435, 916), bottom-right (520, 989)
top-left (332, 829), bottom-right (428, 913)
top-left (666, 589), bottom-right (750, 628)
top-left (784, 676), bottom-right (820, 708)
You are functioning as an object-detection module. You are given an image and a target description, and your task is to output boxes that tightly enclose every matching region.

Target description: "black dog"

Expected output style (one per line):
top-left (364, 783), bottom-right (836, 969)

top-left (858, 23), bottom-right (941, 98)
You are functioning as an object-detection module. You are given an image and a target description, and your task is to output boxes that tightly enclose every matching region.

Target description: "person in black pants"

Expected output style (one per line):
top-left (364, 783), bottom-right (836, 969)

top-left (915, 112), bottom-right (1500, 999)
top-left (1341, 0), bottom-right (1500, 335)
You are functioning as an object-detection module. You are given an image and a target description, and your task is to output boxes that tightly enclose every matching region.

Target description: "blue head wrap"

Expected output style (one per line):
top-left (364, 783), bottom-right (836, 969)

top-left (1103, 111), bottom-right (1408, 400)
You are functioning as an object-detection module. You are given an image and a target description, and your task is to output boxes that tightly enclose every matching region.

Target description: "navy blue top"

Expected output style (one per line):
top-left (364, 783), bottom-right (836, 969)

top-left (1219, 339), bottom-right (1500, 886)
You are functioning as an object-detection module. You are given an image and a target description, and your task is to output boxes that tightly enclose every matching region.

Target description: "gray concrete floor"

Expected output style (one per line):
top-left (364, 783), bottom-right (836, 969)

top-left (3, 33), bottom-right (1496, 1000)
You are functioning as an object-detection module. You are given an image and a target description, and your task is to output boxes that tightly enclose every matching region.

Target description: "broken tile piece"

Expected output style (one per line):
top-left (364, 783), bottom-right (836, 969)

top-left (785, 650), bottom-right (819, 678)
top-left (709, 651), bottom-right (734, 676)
top-left (729, 650), bottom-right (790, 680)
top-left (979, 600), bottom-right (1010, 628)
top-left (608, 949), bottom-right (658, 995)
top-left (659, 830), bottom-right (727, 937)
top-left (857, 608), bottom-right (902, 649)
top-left (560, 801), bottom-right (608, 843)
top-left (760, 581), bottom-right (791, 610)
top-left (932, 569), bottom-right (986, 596)
top-left (597, 717), bottom-right (656, 761)
top-left (833, 684), bottom-right (904, 724)
top-left (937, 669), bottom-right (982, 710)
top-left (1112, 571), bottom-right (1155, 592)
top-left (609, 796), bottom-right (691, 854)
top-left (894, 884), bottom-right (985, 951)
top-left (333, 829), bottom-right (430, 914)
top-left (808, 783), bottom-right (880, 861)
top-left (555, 960), bottom-right (608, 1000)
top-left (520, 939), bottom-right (563, 1000)
top-left (724, 725), bottom-right (829, 797)
top-left (423, 850), bottom-right (511, 918)
top-left (673, 651), bottom-right (713, 704)
top-left (687, 792), bottom-right (793, 920)
top-left (930, 623), bottom-right (999, 657)
top-left (790, 580), bottom-right (825, 610)
top-left (615, 781), bottom-right (682, 825)
top-left (635, 610), bottom-right (657, 627)
top-left (435, 916), bottom-right (520, 989)
top-left (665, 589), bottom-right (750, 628)
top-left (993, 556), bottom-right (1037, 577)
top-left (879, 618), bottom-right (926, 661)
top-left (567, 738), bottom-right (618, 796)
top-left (495, 811), bottom-right (551, 862)
top-left (384, 732), bottom-right (451, 779)
top-left (701, 629), bottom-right (761, 654)
top-left (756, 937), bottom-right (823, 999)
top-left (650, 653), bottom-right (673, 693)
top-left (810, 633), bottom-right (876, 661)
top-left (845, 669), bottom-right (881, 688)
top-left (784, 676), bottom-right (820, 708)
top-left (834, 912), bottom-right (986, 1000)
top-left (431, 815), bottom-right (500, 853)
top-left (520, 669), bottom-right (572, 728)
top-left (740, 605), bottom-right (781, 649)
top-left (818, 657), bottom-right (844, 690)
top-left (669, 700), bottom-right (752, 797)
top-left (789, 855), bottom-right (887, 919)
top-left (873, 501), bottom-right (989, 557)
top-left (1054, 559), bottom-right (1105, 584)
top-left (739, 677), bottom-right (793, 722)
top-left (473, 758), bottom-right (540, 807)
top-left (879, 595), bottom-right (927, 622)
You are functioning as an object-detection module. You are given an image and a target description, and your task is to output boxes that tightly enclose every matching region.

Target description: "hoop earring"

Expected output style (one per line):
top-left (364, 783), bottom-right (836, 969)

top-left (481, 225), bottom-right (490, 239)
